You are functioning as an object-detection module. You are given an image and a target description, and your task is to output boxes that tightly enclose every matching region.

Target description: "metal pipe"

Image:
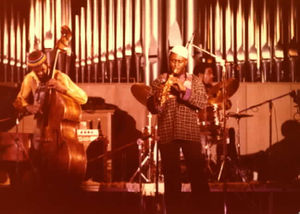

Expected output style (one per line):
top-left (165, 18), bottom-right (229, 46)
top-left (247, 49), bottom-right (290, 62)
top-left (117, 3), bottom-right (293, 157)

top-left (86, 0), bottom-right (92, 82)
top-left (75, 15), bottom-right (80, 83)
top-left (289, 56), bottom-right (297, 82)
top-left (100, 0), bottom-right (107, 82)
top-left (93, 0), bottom-right (99, 82)
top-left (80, 7), bottom-right (86, 82)
top-left (10, 8), bottom-right (15, 82)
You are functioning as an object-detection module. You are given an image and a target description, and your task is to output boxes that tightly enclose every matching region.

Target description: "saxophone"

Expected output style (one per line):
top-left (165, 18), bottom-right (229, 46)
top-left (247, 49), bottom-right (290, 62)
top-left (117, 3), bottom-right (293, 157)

top-left (159, 74), bottom-right (176, 106)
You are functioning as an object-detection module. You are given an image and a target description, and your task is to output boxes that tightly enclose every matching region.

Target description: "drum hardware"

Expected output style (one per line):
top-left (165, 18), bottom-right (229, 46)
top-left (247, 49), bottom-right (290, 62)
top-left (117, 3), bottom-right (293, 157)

top-left (207, 78), bottom-right (239, 105)
top-left (130, 83), bottom-right (151, 106)
top-left (226, 112), bottom-right (253, 156)
top-left (192, 44), bottom-right (242, 214)
top-left (129, 137), bottom-right (152, 183)
top-left (127, 113), bottom-right (161, 214)
top-left (226, 112), bottom-right (253, 119)
top-left (198, 81), bottom-right (239, 180)
top-left (130, 84), bottom-right (162, 182)
top-left (129, 115), bottom-right (158, 183)
top-left (216, 128), bottom-right (248, 182)
top-left (200, 135), bottom-right (219, 181)
top-left (130, 83), bottom-right (161, 182)
top-left (0, 115), bottom-right (33, 186)
top-left (198, 77), bottom-right (239, 141)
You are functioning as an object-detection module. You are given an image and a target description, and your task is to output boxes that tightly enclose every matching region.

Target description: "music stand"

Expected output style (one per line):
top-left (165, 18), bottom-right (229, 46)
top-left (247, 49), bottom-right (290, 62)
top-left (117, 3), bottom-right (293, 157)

top-left (226, 112), bottom-right (253, 157)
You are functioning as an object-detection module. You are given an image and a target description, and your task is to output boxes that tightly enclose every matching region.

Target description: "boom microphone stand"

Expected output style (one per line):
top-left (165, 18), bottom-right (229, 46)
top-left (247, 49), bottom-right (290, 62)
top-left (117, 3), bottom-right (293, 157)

top-left (191, 44), bottom-right (230, 214)
top-left (191, 44), bottom-right (229, 178)
top-left (238, 91), bottom-right (296, 150)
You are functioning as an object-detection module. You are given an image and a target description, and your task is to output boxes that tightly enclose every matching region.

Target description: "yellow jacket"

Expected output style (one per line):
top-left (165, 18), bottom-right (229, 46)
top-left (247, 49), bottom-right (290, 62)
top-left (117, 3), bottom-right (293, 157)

top-left (14, 70), bottom-right (88, 111)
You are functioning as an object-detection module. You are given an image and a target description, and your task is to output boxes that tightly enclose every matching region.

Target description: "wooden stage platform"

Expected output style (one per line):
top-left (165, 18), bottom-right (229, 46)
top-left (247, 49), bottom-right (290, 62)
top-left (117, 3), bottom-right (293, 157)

top-left (0, 180), bottom-right (299, 214)
top-left (81, 180), bottom-right (300, 195)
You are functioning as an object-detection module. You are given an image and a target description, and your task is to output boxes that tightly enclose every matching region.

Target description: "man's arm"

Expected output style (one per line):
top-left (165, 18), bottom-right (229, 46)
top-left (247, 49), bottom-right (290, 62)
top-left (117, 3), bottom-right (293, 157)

top-left (53, 72), bottom-right (88, 105)
top-left (185, 75), bottom-right (207, 110)
top-left (13, 74), bottom-right (37, 114)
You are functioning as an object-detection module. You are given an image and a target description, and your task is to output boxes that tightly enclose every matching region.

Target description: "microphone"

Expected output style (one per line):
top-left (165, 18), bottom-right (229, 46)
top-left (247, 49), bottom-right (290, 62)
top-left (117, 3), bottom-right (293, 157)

top-left (191, 43), bottom-right (226, 67)
top-left (290, 90), bottom-right (300, 103)
top-left (185, 32), bottom-right (195, 48)
top-left (290, 90), bottom-right (300, 111)
top-left (290, 90), bottom-right (296, 99)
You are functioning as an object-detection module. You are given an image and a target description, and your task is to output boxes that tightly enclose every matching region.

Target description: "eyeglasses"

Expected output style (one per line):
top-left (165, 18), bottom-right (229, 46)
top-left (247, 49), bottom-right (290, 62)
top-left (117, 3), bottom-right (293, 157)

top-left (170, 59), bottom-right (186, 64)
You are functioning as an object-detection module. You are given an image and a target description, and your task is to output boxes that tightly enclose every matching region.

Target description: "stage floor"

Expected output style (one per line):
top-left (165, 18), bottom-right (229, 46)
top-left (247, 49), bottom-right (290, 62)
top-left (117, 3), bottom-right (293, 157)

top-left (0, 181), bottom-right (299, 214)
top-left (81, 180), bottom-right (300, 195)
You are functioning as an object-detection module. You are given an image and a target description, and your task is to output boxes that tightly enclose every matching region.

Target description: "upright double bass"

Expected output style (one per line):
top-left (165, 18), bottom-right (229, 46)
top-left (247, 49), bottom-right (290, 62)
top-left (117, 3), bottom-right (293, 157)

top-left (36, 26), bottom-right (86, 185)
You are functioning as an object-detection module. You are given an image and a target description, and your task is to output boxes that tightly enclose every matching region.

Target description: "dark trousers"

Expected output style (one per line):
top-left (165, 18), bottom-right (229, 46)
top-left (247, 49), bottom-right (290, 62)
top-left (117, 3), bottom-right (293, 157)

top-left (159, 140), bottom-right (210, 214)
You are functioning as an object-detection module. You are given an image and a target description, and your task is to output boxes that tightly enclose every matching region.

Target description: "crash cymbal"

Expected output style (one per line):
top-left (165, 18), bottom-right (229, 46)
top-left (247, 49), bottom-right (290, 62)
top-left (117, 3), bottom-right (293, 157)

top-left (226, 112), bottom-right (253, 119)
top-left (130, 83), bottom-right (151, 106)
top-left (208, 78), bottom-right (239, 104)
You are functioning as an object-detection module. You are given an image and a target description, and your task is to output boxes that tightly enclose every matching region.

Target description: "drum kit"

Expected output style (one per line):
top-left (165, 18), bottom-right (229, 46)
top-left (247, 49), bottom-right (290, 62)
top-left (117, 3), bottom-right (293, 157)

top-left (130, 78), bottom-right (253, 182)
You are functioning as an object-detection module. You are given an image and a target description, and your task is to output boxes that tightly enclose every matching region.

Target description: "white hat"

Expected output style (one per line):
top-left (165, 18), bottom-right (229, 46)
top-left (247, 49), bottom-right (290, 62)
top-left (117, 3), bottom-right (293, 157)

top-left (170, 45), bottom-right (189, 59)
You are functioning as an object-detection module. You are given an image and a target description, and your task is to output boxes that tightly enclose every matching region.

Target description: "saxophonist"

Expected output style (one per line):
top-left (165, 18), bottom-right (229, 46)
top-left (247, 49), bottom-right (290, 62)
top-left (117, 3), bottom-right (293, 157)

top-left (147, 46), bottom-right (210, 214)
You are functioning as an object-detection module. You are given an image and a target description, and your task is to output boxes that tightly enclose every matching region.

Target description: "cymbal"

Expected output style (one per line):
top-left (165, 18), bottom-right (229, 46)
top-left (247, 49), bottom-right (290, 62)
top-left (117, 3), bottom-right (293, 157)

top-left (130, 83), bottom-right (151, 106)
top-left (208, 78), bottom-right (239, 104)
top-left (226, 112), bottom-right (253, 119)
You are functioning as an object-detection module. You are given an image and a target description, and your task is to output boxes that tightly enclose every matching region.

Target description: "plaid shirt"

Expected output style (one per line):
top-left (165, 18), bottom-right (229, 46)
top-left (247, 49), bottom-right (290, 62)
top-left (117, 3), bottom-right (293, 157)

top-left (151, 73), bottom-right (208, 144)
top-left (14, 70), bottom-right (88, 111)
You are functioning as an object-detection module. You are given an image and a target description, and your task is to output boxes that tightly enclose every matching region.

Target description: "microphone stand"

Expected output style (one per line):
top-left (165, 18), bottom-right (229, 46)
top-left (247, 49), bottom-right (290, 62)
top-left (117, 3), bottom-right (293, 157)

top-left (12, 115), bottom-right (31, 187)
top-left (191, 44), bottom-right (229, 214)
top-left (219, 59), bottom-right (229, 214)
top-left (137, 138), bottom-right (145, 214)
top-left (239, 91), bottom-right (295, 149)
top-left (153, 125), bottom-right (163, 214)
top-left (13, 116), bottom-right (21, 187)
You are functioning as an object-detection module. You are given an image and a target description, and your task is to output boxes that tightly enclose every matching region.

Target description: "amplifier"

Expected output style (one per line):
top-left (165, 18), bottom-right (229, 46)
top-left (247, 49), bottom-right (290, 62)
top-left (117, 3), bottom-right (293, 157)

top-left (77, 129), bottom-right (99, 150)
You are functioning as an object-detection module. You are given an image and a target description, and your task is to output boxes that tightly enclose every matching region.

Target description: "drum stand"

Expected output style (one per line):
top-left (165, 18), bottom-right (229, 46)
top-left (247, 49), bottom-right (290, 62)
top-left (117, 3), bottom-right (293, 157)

top-left (201, 135), bottom-right (218, 181)
top-left (129, 137), bottom-right (154, 183)
top-left (10, 116), bottom-right (30, 187)
top-left (130, 113), bottom-right (157, 183)
top-left (129, 113), bottom-right (162, 214)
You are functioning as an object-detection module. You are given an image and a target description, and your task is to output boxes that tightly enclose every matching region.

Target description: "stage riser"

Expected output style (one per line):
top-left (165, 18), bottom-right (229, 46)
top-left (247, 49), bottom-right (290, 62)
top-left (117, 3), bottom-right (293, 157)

top-left (0, 187), bottom-right (299, 214)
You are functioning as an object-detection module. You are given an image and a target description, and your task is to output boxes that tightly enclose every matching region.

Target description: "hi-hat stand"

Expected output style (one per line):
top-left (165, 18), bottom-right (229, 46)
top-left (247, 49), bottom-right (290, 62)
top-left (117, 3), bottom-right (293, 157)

top-left (10, 115), bottom-right (31, 187)
top-left (129, 136), bottom-right (154, 183)
top-left (129, 113), bottom-right (156, 183)
top-left (129, 113), bottom-right (161, 214)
